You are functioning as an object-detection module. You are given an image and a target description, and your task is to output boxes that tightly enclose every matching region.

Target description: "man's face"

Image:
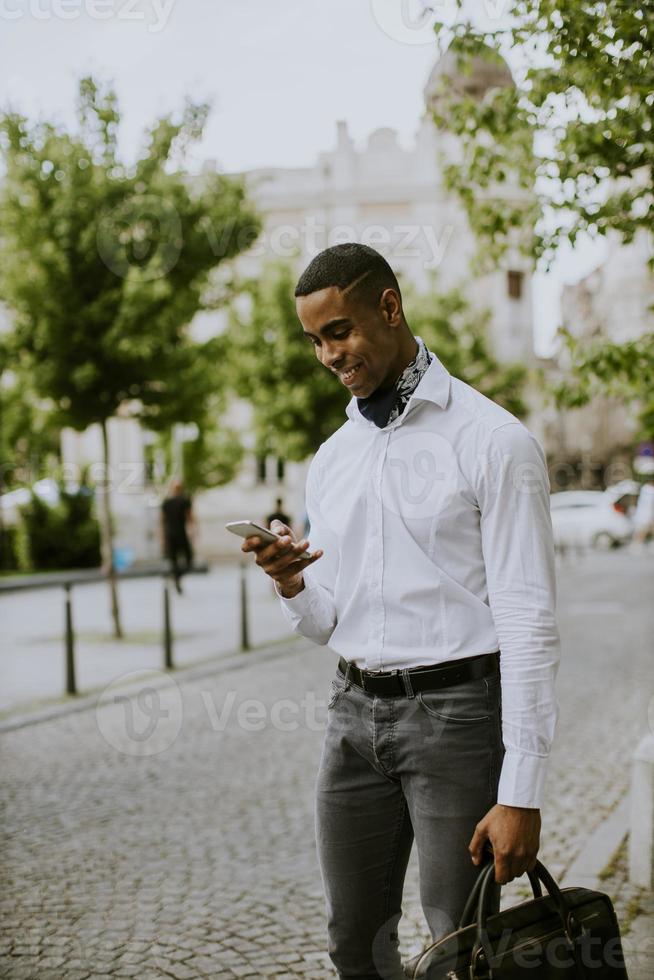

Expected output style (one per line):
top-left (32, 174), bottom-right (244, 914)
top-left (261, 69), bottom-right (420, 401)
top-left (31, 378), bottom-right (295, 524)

top-left (296, 285), bottom-right (404, 398)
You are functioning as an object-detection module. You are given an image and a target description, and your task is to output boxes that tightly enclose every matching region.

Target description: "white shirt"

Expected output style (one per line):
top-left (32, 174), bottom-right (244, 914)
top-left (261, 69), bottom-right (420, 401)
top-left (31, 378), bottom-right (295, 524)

top-left (277, 352), bottom-right (560, 809)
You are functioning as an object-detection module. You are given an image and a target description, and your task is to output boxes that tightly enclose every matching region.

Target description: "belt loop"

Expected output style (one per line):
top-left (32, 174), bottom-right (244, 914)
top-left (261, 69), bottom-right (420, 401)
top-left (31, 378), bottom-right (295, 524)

top-left (343, 661), bottom-right (352, 692)
top-left (401, 668), bottom-right (415, 699)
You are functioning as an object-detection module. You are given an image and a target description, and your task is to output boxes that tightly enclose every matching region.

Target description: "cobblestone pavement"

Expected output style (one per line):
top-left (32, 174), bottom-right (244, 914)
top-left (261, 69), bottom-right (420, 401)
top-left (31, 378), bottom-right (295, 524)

top-left (592, 836), bottom-right (654, 980)
top-left (1, 549), bottom-right (652, 978)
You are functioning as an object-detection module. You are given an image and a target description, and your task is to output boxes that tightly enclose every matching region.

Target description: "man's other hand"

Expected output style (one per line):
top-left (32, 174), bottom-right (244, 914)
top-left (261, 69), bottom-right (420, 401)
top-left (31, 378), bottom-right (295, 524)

top-left (241, 519), bottom-right (323, 597)
top-left (468, 803), bottom-right (541, 884)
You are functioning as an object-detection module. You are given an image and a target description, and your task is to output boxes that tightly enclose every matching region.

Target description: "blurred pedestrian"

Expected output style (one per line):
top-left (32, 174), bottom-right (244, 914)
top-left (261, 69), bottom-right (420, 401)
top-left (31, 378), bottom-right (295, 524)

top-left (265, 498), bottom-right (293, 596)
top-left (161, 478), bottom-right (195, 594)
top-left (266, 497), bottom-right (291, 531)
top-left (633, 477), bottom-right (654, 546)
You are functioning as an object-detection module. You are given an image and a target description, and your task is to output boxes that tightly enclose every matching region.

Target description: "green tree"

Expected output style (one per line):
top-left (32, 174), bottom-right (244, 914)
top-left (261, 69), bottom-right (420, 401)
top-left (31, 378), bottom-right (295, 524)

top-left (553, 331), bottom-right (654, 440)
top-left (225, 263), bottom-right (350, 461)
top-left (430, 1), bottom-right (652, 264)
top-left (181, 422), bottom-right (244, 493)
top-left (429, 1), bottom-right (653, 413)
top-left (0, 343), bottom-right (61, 491)
top-left (0, 335), bottom-right (61, 570)
top-left (403, 282), bottom-right (528, 418)
top-left (15, 478), bottom-right (101, 572)
top-left (0, 77), bottom-right (260, 635)
top-left (143, 371), bottom-right (245, 496)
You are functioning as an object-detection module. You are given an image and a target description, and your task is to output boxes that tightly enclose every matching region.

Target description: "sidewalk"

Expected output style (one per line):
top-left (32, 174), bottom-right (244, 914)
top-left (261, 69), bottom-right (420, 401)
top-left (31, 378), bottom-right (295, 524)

top-left (0, 561), bottom-right (292, 716)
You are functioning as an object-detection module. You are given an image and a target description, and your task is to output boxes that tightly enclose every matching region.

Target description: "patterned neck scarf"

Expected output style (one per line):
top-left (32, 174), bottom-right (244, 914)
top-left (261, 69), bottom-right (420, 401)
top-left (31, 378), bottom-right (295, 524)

top-left (357, 336), bottom-right (433, 428)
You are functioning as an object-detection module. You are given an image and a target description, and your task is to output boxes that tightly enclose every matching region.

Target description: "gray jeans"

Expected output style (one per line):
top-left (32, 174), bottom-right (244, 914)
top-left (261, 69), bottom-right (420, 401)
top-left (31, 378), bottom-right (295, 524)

top-left (315, 662), bottom-right (504, 980)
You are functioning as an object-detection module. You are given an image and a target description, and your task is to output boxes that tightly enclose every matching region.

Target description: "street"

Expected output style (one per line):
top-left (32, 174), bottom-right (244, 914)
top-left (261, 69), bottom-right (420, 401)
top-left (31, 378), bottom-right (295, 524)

top-left (1, 548), bottom-right (653, 978)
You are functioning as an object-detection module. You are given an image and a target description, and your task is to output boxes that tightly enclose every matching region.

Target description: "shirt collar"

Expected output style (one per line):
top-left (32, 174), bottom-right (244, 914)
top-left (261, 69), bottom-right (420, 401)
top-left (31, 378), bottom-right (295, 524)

top-left (345, 350), bottom-right (451, 426)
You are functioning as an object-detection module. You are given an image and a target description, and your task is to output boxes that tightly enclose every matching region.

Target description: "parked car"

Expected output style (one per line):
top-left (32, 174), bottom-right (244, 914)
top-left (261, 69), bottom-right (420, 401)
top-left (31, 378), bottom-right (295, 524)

top-left (0, 478), bottom-right (60, 525)
top-left (549, 490), bottom-right (633, 550)
top-left (604, 480), bottom-right (642, 518)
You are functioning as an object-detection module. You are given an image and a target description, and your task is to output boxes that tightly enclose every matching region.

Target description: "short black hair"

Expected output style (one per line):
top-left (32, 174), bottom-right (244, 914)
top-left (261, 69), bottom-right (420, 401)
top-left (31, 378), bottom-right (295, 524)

top-left (294, 243), bottom-right (401, 308)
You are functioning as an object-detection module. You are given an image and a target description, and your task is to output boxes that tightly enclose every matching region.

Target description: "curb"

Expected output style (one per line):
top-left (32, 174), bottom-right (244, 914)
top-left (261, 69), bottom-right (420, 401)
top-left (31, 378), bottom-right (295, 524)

top-left (560, 793), bottom-right (653, 980)
top-left (560, 796), bottom-right (630, 891)
top-left (0, 635), bottom-right (308, 734)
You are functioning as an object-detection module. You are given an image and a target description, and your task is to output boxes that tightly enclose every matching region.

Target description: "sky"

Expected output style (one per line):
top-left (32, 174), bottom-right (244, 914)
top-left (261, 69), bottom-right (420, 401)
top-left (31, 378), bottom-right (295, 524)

top-left (0, 0), bottom-right (608, 354)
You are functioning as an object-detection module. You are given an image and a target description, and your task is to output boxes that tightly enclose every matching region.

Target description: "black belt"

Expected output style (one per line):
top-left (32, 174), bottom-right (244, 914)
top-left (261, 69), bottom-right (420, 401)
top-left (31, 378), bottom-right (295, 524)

top-left (337, 651), bottom-right (499, 697)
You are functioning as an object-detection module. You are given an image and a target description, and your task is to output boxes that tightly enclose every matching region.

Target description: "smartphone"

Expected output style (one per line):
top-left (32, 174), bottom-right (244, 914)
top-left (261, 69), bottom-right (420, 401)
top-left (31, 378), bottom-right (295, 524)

top-left (225, 520), bottom-right (280, 545)
top-left (225, 520), bottom-right (319, 560)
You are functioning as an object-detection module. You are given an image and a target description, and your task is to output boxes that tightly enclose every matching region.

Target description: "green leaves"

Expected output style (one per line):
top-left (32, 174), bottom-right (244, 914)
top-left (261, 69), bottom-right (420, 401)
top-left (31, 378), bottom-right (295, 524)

top-left (429, 1), bottom-right (654, 267)
top-left (403, 280), bottom-right (529, 418)
top-left (77, 76), bottom-right (120, 165)
top-left (552, 329), bottom-right (654, 438)
top-left (0, 75), bottom-right (261, 436)
top-left (427, 2), bottom-right (653, 429)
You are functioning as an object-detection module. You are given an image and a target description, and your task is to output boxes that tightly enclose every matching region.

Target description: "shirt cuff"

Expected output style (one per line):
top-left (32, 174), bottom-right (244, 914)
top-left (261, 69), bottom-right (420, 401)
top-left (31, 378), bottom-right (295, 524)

top-left (274, 579), bottom-right (316, 617)
top-left (497, 749), bottom-right (550, 809)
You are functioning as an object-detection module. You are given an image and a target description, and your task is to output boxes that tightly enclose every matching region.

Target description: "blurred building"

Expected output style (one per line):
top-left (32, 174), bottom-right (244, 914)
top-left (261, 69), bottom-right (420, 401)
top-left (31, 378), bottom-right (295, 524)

top-left (223, 45), bottom-right (534, 367)
top-left (58, 48), bottom-right (539, 558)
top-left (540, 229), bottom-right (653, 489)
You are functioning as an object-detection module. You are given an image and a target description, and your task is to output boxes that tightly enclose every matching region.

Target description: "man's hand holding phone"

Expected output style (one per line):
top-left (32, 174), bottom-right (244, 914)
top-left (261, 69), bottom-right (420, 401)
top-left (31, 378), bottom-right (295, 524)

top-left (240, 520), bottom-right (323, 598)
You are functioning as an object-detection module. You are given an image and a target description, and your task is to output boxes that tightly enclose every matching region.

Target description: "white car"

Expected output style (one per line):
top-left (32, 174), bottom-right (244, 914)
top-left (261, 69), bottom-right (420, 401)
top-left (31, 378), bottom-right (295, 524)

top-left (549, 490), bottom-right (633, 550)
top-left (0, 478), bottom-right (61, 525)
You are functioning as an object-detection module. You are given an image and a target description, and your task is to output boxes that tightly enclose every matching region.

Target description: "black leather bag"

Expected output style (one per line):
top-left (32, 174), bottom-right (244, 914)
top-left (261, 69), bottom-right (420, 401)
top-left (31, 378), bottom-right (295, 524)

top-left (404, 857), bottom-right (629, 979)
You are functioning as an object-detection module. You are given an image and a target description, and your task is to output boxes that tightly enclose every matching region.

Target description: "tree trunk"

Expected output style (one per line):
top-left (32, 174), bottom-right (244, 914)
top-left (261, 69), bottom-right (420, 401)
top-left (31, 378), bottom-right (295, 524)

top-left (100, 418), bottom-right (123, 639)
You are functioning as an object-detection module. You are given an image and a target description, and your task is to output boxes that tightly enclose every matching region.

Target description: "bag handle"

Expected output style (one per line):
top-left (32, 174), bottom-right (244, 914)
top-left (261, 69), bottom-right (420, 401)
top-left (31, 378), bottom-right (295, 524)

top-left (470, 860), bottom-right (586, 979)
top-left (459, 848), bottom-right (542, 929)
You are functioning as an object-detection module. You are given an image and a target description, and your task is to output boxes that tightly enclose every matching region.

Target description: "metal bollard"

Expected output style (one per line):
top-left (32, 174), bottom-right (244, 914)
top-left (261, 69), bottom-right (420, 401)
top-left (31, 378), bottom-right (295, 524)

top-left (240, 561), bottom-right (250, 651)
top-left (163, 578), bottom-right (174, 670)
top-left (64, 583), bottom-right (77, 696)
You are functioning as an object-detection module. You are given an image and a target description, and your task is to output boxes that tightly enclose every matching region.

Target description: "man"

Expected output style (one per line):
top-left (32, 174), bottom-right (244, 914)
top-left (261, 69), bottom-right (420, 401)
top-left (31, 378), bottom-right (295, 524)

top-left (242, 244), bottom-right (559, 979)
top-left (266, 497), bottom-right (292, 531)
top-left (160, 478), bottom-right (195, 594)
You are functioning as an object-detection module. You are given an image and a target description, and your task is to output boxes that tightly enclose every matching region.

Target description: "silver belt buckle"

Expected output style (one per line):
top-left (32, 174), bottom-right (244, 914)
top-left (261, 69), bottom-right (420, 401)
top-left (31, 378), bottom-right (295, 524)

top-left (361, 667), bottom-right (381, 692)
top-left (362, 667), bottom-right (398, 692)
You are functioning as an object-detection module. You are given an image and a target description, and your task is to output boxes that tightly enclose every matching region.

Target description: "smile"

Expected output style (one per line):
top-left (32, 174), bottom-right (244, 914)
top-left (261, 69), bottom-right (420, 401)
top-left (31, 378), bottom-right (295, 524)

top-left (340, 363), bottom-right (362, 384)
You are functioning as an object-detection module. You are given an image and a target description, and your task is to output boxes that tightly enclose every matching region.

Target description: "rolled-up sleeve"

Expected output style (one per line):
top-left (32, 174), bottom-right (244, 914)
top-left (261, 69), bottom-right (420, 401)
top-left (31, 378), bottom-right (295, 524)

top-left (477, 422), bottom-right (560, 809)
top-left (275, 448), bottom-right (338, 647)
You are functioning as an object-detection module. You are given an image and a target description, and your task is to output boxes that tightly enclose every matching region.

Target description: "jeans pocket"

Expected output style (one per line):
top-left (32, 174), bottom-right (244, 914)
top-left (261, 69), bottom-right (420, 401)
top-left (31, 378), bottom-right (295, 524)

top-left (327, 672), bottom-right (347, 709)
top-left (417, 676), bottom-right (492, 724)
